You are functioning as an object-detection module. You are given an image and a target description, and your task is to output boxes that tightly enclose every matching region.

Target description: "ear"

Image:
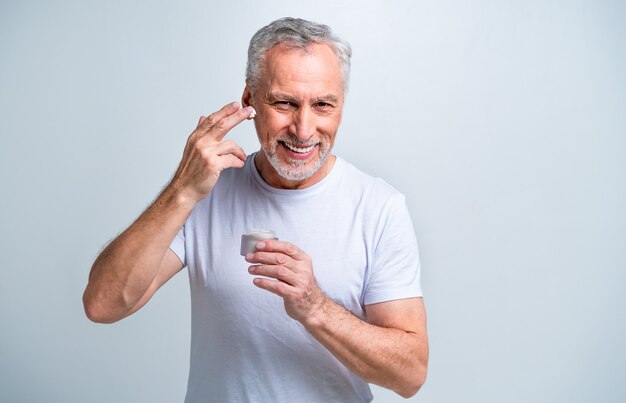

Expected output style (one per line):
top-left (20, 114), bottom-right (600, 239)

top-left (241, 83), bottom-right (253, 108)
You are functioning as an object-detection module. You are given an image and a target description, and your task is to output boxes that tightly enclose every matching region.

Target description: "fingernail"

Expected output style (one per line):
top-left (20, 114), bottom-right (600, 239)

top-left (231, 101), bottom-right (240, 109)
top-left (256, 241), bottom-right (265, 250)
top-left (248, 266), bottom-right (255, 273)
top-left (245, 253), bottom-right (253, 260)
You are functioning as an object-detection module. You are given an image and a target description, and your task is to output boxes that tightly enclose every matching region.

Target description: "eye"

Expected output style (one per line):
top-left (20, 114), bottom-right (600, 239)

top-left (315, 102), bottom-right (334, 110)
top-left (274, 101), bottom-right (296, 110)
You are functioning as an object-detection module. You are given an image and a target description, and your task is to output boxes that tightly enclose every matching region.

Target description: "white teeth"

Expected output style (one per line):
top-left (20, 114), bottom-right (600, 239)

top-left (283, 142), bottom-right (315, 153)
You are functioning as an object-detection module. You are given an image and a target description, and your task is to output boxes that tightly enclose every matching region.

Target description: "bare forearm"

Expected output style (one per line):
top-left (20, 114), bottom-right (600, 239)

top-left (246, 241), bottom-right (428, 397)
top-left (303, 299), bottom-right (428, 398)
top-left (83, 184), bottom-right (193, 322)
top-left (83, 103), bottom-right (251, 323)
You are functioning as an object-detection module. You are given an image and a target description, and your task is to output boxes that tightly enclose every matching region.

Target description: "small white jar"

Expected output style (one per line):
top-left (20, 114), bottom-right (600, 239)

top-left (240, 229), bottom-right (278, 256)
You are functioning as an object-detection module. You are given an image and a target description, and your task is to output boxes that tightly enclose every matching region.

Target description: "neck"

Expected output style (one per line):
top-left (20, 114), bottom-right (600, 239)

top-left (254, 152), bottom-right (336, 190)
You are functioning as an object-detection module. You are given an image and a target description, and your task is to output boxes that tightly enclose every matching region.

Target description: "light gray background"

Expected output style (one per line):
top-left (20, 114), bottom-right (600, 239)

top-left (1, 1), bottom-right (624, 402)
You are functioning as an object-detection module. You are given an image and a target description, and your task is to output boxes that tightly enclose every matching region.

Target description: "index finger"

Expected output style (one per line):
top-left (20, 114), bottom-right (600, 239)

top-left (255, 240), bottom-right (308, 261)
top-left (206, 105), bottom-right (256, 141)
top-left (196, 101), bottom-right (241, 134)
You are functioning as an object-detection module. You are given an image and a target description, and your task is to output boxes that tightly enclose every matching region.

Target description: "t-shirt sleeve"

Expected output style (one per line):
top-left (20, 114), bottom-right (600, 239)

top-left (169, 226), bottom-right (186, 266)
top-left (363, 193), bottom-right (423, 305)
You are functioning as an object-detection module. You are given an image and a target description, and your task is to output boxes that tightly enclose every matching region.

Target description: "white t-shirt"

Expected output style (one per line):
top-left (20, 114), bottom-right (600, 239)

top-left (170, 154), bottom-right (422, 403)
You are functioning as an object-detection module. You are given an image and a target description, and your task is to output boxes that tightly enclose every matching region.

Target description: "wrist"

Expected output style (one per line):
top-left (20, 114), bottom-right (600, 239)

top-left (303, 295), bottom-right (333, 331)
top-left (161, 182), bottom-right (199, 212)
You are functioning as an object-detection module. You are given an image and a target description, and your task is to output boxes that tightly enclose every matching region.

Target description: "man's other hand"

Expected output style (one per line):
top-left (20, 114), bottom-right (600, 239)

top-left (170, 101), bottom-right (254, 203)
top-left (245, 240), bottom-right (328, 324)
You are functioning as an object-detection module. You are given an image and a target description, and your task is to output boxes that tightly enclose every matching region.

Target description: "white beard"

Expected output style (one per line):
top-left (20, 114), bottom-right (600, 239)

top-left (263, 141), bottom-right (330, 181)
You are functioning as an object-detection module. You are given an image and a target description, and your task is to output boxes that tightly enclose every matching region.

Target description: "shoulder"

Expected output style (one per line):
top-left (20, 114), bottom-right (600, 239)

top-left (334, 157), bottom-right (405, 206)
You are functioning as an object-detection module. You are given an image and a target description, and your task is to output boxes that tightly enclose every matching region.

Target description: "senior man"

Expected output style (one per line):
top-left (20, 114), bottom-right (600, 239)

top-left (83, 17), bottom-right (428, 402)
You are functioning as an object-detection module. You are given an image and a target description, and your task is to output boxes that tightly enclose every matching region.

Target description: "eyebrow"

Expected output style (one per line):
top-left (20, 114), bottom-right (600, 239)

top-left (267, 92), bottom-right (339, 104)
top-left (313, 95), bottom-right (339, 104)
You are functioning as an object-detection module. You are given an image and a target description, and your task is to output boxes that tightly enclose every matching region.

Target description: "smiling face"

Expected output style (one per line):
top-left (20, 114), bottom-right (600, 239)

top-left (242, 42), bottom-right (345, 189)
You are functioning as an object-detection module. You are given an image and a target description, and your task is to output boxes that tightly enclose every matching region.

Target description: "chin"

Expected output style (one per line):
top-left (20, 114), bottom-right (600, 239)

top-left (266, 149), bottom-right (329, 181)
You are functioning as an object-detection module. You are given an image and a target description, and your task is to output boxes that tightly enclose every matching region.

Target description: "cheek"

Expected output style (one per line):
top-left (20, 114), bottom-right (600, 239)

top-left (268, 111), bottom-right (292, 126)
top-left (319, 118), bottom-right (341, 139)
top-left (260, 112), bottom-right (291, 135)
top-left (255, 118), bottom-right (277, 147)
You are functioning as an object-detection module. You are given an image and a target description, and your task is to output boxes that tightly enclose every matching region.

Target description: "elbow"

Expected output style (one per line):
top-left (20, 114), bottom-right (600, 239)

top-left (82, 288), bottom-right (122, 324)
top-left (83, 296), bottom-right (112, 324)
top-left (397, 382), bottom-right (423, 399)
top-left (84, 305), bottom-right (115, 324)
top-left (397, 363), bottom-right (428, 399)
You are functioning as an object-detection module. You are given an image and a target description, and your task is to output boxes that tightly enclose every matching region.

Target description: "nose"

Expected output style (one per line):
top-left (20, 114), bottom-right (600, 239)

top-left (290, 106), bottom-right (316, 142)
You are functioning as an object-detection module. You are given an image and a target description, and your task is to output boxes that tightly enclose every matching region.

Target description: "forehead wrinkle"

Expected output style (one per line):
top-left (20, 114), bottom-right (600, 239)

top-left (260, 44), bottom-right (343, 96)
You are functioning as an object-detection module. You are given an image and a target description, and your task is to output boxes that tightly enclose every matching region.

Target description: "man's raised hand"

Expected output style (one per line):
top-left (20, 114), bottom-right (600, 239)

top-left (170, 101), bottom-right (254, 203)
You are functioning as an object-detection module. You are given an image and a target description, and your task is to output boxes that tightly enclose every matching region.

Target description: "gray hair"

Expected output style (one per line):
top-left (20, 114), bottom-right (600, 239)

top-left (246, 17), bottom-right (352, 92)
